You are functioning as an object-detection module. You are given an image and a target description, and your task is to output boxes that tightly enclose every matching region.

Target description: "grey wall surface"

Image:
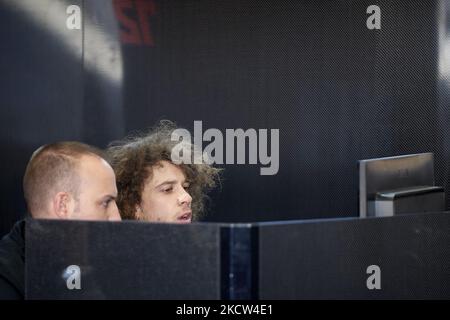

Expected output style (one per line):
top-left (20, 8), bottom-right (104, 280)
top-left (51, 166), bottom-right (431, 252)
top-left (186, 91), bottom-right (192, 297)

top-left (2, 0), bottom-right (450, 235)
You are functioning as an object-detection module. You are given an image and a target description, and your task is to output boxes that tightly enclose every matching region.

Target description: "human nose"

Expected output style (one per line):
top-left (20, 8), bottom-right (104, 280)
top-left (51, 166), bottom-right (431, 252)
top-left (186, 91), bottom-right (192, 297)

top-left (108, 201), bottom-right (122, 221)
top-left (178, 188), bottom-right (192, 207)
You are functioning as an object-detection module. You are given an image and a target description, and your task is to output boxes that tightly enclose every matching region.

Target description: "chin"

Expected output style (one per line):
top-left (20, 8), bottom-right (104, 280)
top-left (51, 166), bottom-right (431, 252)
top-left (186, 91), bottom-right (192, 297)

top-left (175, 218), bottom-right (192, 224)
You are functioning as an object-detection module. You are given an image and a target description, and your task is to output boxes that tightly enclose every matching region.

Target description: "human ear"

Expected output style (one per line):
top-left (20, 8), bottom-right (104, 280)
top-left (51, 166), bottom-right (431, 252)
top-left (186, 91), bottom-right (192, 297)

top-left (135, 204), bottom-right (145, 220)
top-left (53, 192), bottom-right (75, 219)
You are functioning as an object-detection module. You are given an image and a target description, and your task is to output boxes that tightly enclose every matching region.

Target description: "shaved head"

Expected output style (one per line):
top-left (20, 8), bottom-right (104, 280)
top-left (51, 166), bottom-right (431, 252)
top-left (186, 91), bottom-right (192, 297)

top-left (23, 142), bottom-right (107, 217)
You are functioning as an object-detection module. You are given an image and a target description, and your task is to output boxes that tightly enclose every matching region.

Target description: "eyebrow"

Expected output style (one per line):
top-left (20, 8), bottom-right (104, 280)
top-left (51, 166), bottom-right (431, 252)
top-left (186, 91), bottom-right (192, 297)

top-left (155, 180), bottom-right (177, 189)
top-left (100, 194), bottom-right (117, 202)
top-left (155, 179), bottom-right (190, 189)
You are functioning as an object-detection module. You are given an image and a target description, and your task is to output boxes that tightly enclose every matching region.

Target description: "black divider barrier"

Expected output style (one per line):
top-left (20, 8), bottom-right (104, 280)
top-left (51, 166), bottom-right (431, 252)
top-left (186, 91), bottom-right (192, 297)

top-left (26, 212), bottom-right (450, 299)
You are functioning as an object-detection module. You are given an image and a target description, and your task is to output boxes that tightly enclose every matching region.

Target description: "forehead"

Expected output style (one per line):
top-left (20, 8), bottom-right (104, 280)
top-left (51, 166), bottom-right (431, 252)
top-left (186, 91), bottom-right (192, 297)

top-left (147, 161), bottom-right (186, 186)
top-left (77, 155), bottom-right (115, 181)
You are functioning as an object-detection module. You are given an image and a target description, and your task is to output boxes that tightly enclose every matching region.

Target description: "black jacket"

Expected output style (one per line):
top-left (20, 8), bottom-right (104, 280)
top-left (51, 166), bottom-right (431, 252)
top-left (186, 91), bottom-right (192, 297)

top-left (0, 220), bottom-right (25, 299)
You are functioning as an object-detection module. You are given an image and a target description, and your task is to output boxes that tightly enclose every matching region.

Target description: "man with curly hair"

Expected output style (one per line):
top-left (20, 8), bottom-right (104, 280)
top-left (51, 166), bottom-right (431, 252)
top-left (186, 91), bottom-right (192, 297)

top-left (107, 121), bottom-right (221, 223)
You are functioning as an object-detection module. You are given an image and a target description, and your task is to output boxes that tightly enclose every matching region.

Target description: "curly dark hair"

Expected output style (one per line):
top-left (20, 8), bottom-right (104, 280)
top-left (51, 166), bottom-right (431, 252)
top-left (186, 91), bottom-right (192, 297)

top-left (107, 120), bottom-right (222, 221)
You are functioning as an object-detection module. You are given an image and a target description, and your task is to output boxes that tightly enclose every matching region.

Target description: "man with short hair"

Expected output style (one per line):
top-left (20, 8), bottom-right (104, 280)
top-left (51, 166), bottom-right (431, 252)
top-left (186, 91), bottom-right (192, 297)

top-left (0, 141), bottom-right (121, 299)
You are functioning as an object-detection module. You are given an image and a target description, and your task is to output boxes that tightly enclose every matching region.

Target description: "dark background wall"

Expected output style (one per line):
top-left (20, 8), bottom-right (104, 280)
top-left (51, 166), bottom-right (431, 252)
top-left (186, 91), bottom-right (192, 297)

top-left (1, 0), bottom-right (450, 236)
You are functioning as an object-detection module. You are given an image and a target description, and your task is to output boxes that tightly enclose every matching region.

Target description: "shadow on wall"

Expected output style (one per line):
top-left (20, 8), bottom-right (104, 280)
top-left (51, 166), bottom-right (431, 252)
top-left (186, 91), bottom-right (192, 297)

top-left (0, 0), bottom-right (125, 236)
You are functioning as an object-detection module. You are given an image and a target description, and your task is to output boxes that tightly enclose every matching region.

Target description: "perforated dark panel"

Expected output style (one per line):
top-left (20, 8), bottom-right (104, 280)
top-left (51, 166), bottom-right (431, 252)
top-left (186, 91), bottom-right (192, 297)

top-left (114, 0), bottom-right (447, 222)
top-left (1, 1), bottom-right (449, 232)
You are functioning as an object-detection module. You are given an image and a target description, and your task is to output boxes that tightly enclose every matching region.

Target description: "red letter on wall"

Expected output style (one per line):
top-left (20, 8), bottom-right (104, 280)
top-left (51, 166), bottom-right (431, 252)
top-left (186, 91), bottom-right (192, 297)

top-left (113, 0), bottom-right (142, 45)
top-left (136, 0), bottom-right (156, 46)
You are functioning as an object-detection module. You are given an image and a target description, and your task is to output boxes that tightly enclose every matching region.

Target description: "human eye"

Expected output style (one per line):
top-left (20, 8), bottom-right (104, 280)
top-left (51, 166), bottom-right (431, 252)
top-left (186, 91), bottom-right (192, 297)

top-left (102, 198), bottom-right (112, 208)
top-left (162, 186), bottom-right (173, 193)
top-left (183, 181), bottom-right (191, 189)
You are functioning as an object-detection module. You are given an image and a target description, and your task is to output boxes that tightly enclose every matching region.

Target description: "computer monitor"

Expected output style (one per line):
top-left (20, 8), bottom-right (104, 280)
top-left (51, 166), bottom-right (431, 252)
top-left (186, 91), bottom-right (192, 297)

top-left (358, 153), bottom-right (445, 217)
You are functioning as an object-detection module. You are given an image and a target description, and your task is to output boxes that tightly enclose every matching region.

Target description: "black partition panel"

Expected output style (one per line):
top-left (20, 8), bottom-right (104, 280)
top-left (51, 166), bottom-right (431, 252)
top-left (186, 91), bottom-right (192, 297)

top-left (26, 213), bottom-right (450, 299)
top-left (26, 219), bottom-right (222, 299)
top-left (258, 212), bottom-right (450, 299)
